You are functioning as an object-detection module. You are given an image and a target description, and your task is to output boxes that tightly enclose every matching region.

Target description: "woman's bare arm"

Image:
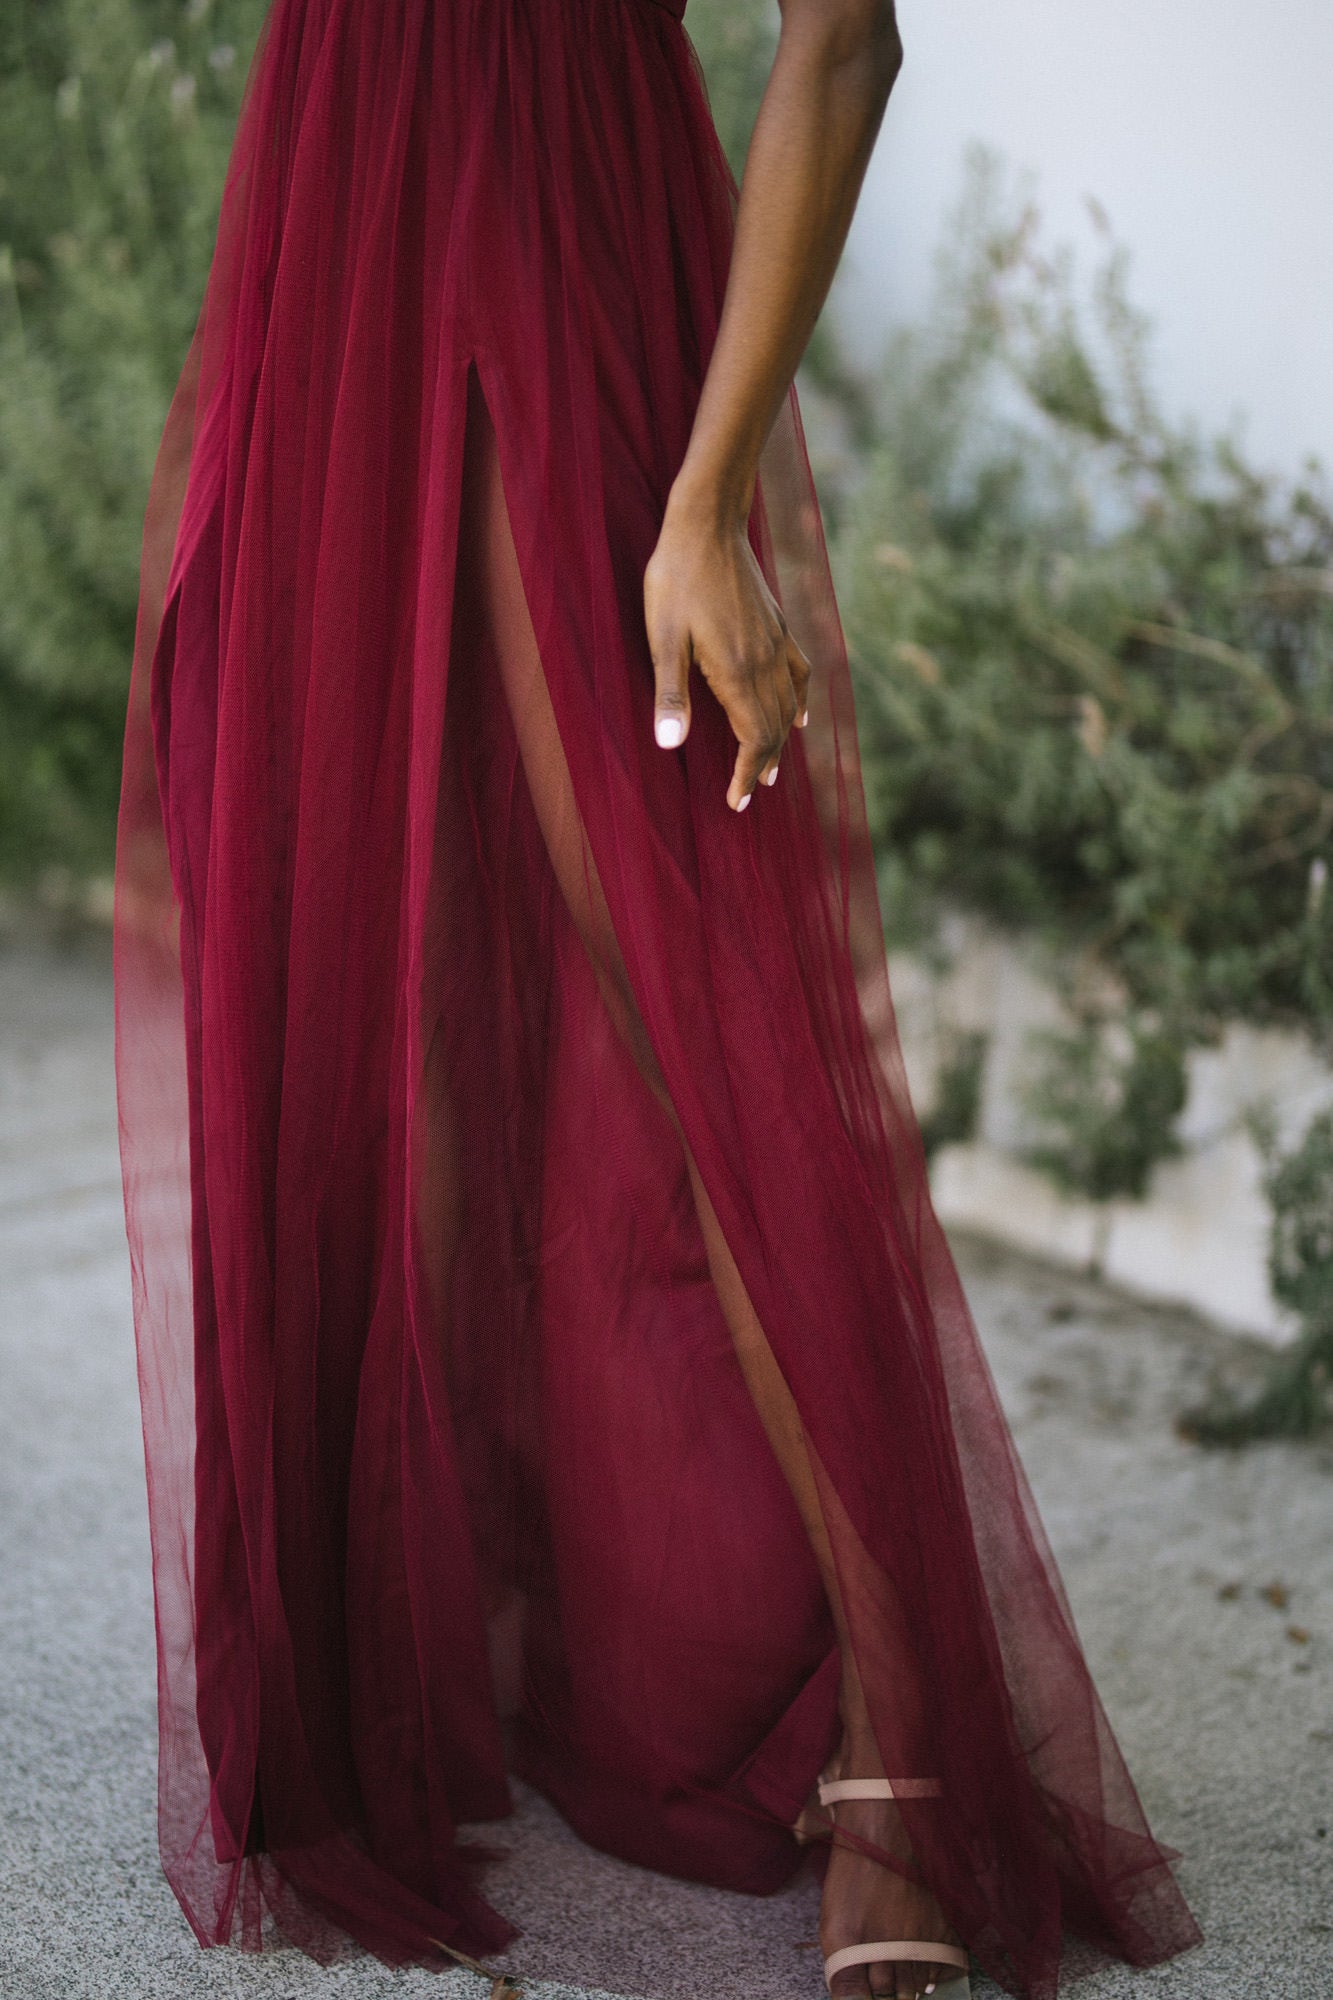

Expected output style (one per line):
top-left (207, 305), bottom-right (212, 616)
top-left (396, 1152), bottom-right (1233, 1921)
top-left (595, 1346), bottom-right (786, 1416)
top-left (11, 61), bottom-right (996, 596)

top-left (643, 0), bottom-right (902, 810)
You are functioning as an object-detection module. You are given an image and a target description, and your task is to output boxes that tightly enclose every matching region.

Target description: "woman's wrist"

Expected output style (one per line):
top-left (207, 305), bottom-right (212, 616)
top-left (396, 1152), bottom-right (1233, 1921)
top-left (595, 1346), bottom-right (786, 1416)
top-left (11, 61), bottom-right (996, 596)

top-left (663, 456), bottom-right (756, 539)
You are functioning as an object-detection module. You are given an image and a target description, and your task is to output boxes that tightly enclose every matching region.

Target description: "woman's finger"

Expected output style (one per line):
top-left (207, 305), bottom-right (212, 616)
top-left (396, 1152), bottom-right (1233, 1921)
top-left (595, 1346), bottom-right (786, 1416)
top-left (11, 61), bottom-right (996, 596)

top-left (754, 647), bottom-right (798, 791)
top-left (649, 620), bottom-right (692, 749)
top-left (729, 726), bottom-right (777, 810)
top-left (727, 664), bottom-right (793, 810)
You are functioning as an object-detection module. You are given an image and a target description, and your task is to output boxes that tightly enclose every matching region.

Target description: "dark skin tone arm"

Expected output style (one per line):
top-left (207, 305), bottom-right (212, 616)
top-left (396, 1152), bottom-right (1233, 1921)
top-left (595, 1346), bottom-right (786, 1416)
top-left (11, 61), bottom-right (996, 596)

top-left (643, 0), bottom-right (903, 810)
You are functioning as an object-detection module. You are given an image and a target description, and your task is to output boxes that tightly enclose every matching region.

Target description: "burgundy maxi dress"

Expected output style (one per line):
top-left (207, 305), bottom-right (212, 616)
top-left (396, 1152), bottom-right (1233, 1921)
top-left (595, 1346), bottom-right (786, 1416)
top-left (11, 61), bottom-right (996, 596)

top-left (111, 1), bottom-right (1203, 1993)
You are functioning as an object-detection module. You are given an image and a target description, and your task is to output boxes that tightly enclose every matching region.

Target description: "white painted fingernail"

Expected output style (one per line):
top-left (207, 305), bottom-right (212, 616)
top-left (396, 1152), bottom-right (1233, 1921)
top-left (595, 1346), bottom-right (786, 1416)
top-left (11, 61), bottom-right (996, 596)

top-left (798, 708), bottom-right (809, 727)
top-left (764, 765), bottom-right (779, 784)
top-left (655, 713), bottom-right (685, 748)
top-left (735, 790), bottom-right (751, 812)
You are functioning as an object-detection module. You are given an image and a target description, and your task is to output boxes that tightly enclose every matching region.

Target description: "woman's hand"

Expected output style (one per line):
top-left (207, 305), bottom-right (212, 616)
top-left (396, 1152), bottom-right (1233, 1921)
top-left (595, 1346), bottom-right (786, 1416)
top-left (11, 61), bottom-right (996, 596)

top-left (639, 0), bottom-right (899, 813)
top-left (643, 488), bottom-right (811, 812)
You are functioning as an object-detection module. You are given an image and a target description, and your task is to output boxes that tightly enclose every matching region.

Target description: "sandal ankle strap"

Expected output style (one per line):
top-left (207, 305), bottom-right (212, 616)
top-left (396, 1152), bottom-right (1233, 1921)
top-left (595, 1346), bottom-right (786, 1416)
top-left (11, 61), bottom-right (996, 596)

top-left (818, 1776), bottom-right (943, 1805)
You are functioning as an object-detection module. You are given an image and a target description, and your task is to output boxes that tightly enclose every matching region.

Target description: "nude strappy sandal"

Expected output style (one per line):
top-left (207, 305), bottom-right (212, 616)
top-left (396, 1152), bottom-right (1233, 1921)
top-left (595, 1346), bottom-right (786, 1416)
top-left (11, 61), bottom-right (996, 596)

top-left (818, 1775), bottom-right (972, 1999)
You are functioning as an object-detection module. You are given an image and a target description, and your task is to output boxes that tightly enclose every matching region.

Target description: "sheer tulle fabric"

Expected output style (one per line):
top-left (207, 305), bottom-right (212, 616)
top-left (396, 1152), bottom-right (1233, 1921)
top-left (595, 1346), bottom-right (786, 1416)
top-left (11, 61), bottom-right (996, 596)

top-left (112, 1), bottom-right (1202, 1993)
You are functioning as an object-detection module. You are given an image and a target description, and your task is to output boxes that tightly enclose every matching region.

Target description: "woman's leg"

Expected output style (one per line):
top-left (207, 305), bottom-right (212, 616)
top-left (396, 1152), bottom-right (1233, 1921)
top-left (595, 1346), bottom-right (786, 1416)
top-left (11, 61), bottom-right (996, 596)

top-left (678, 1156), bottom-right (961, 2000)
top-left (463, 365), bottom-right (958, 1998)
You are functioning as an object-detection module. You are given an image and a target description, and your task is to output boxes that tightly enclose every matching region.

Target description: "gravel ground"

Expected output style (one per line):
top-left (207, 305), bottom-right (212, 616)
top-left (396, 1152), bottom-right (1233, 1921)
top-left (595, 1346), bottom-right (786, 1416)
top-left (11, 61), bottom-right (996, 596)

top-left (1, 928), bottom-right (1329, 2000)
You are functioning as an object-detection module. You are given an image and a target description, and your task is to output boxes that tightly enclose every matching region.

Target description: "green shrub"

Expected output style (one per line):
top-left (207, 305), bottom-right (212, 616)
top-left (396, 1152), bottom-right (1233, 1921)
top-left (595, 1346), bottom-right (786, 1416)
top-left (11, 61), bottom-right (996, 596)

top-left (683, 0), bottom-right (778, 183)
top-left (1020, 1016), bottom-right (1188, 1203)
top-left (832, 153), bottom-right (1333, 1412)
top-left (838, 149), bottom-right (1333, 1059)
top-left (1179, 1107), bottom-right (1333, 1442)
top-left (0, 0), bottom-right (268, 879)
top-left (919, 1026), bottom-right (988, 1162)
top-left (0, 0), bottom-right (776, 887)
top-left (2, 5), bottom-right (1329, 1430)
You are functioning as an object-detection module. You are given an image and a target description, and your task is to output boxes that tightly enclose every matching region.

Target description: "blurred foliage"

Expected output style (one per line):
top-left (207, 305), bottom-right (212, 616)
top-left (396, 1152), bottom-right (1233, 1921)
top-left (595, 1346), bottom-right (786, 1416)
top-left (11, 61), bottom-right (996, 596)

top-left (683, 0), bottom-right (778, 184)
top-left (1180, 1106), bottom-right (1333, 1442)
top-left (1021, 1017), bottom-right (1188, 1203)
top-left (833, 151), bottom-right (1333, 1419)
top-left (0, 0), bottom-right (780, 884)
top-left (0, 0), bottom-right (268, 880)
top-left (918, 1026), bottom-right (988, 1163)
top-left (0, 0), bottom-right (1329, 1429)
top-left (839, 150), bottom-right (1333, 1067)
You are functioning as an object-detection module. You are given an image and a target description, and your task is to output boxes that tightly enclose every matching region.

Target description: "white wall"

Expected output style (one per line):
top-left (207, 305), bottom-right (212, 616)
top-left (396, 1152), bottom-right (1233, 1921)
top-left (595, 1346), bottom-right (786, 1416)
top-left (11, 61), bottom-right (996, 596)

top-left (839, 0), bottom-right (1333, 480)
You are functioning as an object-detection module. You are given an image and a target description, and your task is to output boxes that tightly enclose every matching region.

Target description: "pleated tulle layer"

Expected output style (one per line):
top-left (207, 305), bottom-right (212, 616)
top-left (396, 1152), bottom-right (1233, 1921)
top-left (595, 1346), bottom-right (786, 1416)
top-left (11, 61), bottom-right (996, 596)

top-left (112, 0), bottom-right (1202, 1992)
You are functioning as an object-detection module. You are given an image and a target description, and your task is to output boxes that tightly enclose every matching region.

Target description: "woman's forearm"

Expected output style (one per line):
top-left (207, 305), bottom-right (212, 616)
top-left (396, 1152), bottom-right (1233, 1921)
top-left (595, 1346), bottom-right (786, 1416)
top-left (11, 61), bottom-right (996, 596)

top-left (642, 1), bottom-right (900, 804)
top-left (669, 0), bottom-right (902, 531)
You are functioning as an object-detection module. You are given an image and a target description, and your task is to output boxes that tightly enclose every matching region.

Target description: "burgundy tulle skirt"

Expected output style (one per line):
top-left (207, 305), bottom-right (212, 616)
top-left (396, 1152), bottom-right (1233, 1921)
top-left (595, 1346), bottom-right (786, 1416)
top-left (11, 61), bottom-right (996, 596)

top-left (111, 1), bottom-right (1202, 1993)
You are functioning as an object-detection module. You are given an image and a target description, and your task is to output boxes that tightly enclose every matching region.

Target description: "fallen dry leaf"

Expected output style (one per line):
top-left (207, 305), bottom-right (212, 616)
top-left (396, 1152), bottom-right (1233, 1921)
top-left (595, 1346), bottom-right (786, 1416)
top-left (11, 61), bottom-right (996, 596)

top-left (1261, 1581), bottom-right (1290, 1610)
top-left (431, 1939), bottom-right (521, 1995)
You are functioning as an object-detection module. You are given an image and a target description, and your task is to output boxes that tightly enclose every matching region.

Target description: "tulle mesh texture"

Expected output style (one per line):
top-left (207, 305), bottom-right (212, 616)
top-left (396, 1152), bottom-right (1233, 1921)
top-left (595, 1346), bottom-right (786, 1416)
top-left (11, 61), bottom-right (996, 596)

top-left (112, 0), bottom-right (1203, 1991)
